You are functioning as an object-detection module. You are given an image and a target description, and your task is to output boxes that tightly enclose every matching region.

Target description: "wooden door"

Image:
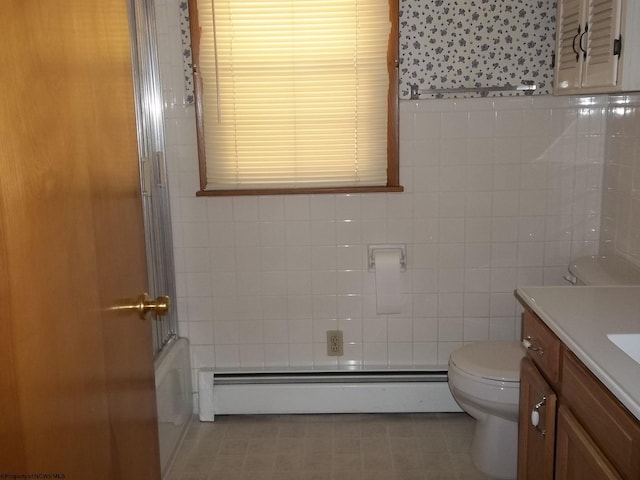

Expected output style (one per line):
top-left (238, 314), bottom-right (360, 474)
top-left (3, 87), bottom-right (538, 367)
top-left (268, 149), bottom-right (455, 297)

top-left (0, 1), bottom-right (161, 479)
top-left (518, 358), bottom-right (557, 480)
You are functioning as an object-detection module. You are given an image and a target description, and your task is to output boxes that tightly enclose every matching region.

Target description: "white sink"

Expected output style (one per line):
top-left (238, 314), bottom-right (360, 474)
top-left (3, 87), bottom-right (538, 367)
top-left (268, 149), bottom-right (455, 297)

top-left (608, 334), bottom-right (640, 364)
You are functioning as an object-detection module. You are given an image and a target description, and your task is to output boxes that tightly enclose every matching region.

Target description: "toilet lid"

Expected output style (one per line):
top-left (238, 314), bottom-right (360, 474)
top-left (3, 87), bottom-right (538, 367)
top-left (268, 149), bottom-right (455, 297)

top-left (450, 341), bottom-right (525, 382)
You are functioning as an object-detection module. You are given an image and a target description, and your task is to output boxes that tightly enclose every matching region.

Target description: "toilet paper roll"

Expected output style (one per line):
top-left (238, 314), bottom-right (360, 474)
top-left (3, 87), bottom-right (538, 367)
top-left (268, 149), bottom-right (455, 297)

top-left (374, 249), bottom-right (403, 314)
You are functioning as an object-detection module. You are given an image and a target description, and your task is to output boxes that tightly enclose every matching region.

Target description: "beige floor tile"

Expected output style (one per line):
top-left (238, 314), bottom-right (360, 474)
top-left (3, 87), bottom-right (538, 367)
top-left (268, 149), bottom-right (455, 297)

top-left (415, 436), bottom-right (449, 454)
top-left (304, 436), bottom-right (333, 453)
top-left (209, 453), bottom-right (245, 472)
top-left (305, 423), bottom-right (335, 437)
top-left (243, 452), bottom-right (276, 470)
top-left (248, 437), bottom-right (279, 454)
top-left (274, 452), bottom-right (305, 471)
top-left (278, 423), bottom-right (307, 438)
top-left (239, 472), bottom-right (271, 480)
top-left (391, 452), bottom-right (424, 470)
top-left (333, 422), bottom-right (362, 438)
top-left (301, 472), bottom-right (332, 480)
top-left (362, 471), bottom-right (396, 480)
top-left (421, 452), bottom-right (454, 472)
top-left (387, 423), bottom-right (417, 438)
top-left (332, 452), bottom-right (362, 470)
top-left (361, 452), bottom-right (394, 470)
top-left (331, 469), bottom-right (363, 480)
top-left (360, 436), bottom-right (390, 454)
top-left (218, 437), bottom-right (249, 455)
top-left (253, 423), bottom-right (281, 438)
top-left (392, 470), bottom-right (429, 480)
top-left (360, 421), bottom-right (388, 437)
top-left (277, 436), bottom-right (305, 454)
top-left (169, 413), bottom-right (488, 480)
top-left (424, 473), bottom-right (457, 480)
top-left (301, 451), bottom-right (332, 470)
top-left (389, 436), bottom-right (419, 454)
top-left (333, 437), bottom-right (361, 454)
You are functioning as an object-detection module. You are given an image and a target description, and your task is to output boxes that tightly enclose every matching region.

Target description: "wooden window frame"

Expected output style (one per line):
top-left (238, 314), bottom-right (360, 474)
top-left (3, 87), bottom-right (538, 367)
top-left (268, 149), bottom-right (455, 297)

top-left (188, 0), bottom-right (402, 197)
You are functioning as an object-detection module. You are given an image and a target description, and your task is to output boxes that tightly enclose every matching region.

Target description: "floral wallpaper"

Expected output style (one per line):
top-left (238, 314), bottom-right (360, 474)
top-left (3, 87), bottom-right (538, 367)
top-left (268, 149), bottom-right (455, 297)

top-left (180, 0), bottom-right (194, 104)
top-left (179, 0), bottom-right (556, 101)
top-left (399, 0), bottom-right (556, 98)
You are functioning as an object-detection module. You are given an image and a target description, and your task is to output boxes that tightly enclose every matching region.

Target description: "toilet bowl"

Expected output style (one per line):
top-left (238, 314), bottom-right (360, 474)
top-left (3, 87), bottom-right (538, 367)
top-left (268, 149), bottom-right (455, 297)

top-left (447, 255), bottom-right (640, 480)
top-left (448, 341), bottom-right (524, 480)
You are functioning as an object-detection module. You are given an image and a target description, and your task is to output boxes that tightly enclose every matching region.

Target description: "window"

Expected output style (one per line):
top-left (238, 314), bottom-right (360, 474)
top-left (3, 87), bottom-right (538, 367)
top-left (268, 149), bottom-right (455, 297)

top-left (189, 0), bottom-right (401, 195)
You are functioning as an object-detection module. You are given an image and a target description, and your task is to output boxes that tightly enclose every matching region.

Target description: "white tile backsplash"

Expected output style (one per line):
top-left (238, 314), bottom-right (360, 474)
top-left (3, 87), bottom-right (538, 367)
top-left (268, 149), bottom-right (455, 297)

top-left (600, 95), bottom-right (640, 267)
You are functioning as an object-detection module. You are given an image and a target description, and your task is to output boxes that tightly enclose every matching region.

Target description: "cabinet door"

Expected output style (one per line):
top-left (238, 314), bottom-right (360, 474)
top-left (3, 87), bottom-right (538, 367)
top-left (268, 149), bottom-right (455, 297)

top-left (555, 0), bottom-right (622, 92)
top-left (562, 351), bottom-right (640, 478)
top-left (518, 358), bottom-right (557, 480)
top-left (581, 0), bottom-right (622, 88)
top-left (555, 0), bottom-right (586, 91)
top-left (555, 405), bottom-right (622, 480)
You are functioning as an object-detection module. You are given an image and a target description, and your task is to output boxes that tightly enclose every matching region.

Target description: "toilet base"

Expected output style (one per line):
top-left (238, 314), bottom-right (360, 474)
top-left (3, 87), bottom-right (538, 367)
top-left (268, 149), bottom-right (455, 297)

top-left (470, 414), bottom-right (518, 480)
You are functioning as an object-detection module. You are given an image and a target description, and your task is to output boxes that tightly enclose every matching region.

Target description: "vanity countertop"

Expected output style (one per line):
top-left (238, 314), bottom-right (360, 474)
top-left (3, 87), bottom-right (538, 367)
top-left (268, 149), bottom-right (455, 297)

top-left (516, 285), bottom-right (640, 421)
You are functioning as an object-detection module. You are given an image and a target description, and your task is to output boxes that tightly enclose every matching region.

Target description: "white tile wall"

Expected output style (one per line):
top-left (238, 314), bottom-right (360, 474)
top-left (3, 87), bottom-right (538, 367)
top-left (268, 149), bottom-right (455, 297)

top-left (155, 0), bottom-right (606, 408)
top-left (600, 95), bottom-right (640, 266)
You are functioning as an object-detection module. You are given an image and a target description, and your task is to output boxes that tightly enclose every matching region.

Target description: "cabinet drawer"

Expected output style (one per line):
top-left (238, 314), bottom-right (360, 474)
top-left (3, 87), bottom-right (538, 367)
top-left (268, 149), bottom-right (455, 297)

top-left (562, 351), bottom-right (640, 479)
top-left (522, 310), bottom-right (561, 384)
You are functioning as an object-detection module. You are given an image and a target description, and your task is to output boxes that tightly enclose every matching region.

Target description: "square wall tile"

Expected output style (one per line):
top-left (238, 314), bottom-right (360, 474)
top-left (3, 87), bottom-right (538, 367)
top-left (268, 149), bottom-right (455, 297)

top-left (159, 26), bottom-right (610, 396)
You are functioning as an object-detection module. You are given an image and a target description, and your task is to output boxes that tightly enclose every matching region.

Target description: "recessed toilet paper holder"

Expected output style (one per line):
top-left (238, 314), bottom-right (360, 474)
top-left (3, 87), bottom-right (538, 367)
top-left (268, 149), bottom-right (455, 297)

top-left (367, 244), bottom-right (406, 272)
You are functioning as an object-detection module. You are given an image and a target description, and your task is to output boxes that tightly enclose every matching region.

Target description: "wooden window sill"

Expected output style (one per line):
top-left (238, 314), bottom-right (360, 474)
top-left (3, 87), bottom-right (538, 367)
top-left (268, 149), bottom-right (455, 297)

top-left (196, 185), bottom-right (405, 197)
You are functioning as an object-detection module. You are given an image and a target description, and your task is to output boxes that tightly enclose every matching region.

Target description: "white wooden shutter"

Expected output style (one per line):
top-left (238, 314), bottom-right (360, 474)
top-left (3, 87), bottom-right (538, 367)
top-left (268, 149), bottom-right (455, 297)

top-left (555, 0), bottom-right (586, 91)
top-left (582, 0), bottom-right (622, 88)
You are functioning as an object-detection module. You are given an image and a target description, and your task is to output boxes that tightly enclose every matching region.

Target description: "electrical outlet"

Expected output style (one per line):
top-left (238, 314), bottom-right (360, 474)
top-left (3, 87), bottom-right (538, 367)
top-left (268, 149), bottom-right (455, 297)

top-left (327, 330), bottom-right (343, 356)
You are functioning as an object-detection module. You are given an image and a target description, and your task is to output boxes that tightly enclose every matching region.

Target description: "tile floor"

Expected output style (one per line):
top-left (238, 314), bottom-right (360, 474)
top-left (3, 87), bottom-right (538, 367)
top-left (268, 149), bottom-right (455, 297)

top-left (168, 413), bottom-right (488, 480)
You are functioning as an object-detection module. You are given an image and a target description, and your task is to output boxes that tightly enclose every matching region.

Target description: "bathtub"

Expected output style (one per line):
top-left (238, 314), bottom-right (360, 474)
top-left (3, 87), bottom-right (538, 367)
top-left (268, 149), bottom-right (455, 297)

top-left (154, 337), bottom-right (192, 478)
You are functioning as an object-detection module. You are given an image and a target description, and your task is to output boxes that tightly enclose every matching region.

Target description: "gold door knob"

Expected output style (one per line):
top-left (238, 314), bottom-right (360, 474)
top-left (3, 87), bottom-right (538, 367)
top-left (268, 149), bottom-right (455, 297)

top-left (137, 292), bottom-right (170, 320)
top-left (113, 292), bottom-right (170, 320)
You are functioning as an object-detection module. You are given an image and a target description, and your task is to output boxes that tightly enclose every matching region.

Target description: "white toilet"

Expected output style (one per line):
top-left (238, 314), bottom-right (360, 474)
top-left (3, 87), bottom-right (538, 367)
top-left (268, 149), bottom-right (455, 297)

top-left (447, 255), bottom-right (640, 480)
top-left (448, 341), bottom-right (524, 479)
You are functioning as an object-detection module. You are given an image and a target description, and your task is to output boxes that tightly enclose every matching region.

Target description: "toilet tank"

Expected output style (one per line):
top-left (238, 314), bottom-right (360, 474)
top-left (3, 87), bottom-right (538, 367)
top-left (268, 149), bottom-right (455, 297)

top-left (567, 256), bottom-right (640, 285)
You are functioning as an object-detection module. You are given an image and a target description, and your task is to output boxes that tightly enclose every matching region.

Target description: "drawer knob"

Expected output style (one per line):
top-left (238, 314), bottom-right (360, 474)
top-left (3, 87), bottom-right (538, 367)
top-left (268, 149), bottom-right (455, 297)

top-left (523, 336), bottom-right (544, 356)
top-left (531, 409), bottom-right (539, 426)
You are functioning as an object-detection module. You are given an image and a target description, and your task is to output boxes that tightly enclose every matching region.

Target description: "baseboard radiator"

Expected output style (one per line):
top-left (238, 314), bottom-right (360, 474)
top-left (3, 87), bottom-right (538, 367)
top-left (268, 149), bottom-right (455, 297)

top-left (198, 369), bottom-right (461, 421)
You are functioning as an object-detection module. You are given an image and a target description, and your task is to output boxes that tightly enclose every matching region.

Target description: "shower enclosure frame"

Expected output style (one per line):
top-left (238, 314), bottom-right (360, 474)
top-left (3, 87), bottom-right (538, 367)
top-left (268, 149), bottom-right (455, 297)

top-left (127, 0), bottom-right (178, 357)
top-left (127, 1), bottom-right (193, 477)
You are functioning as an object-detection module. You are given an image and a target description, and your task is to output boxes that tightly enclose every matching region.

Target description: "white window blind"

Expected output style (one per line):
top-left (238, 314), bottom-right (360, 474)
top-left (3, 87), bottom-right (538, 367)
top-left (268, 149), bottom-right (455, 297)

top-left (194, 0), bottom-right (392, 190)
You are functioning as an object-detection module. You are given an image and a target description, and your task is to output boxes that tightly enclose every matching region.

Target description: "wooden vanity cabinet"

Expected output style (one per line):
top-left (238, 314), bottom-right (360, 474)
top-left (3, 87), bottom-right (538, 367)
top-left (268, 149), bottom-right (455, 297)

top-left (518, 309), bottom-right (640, 480)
